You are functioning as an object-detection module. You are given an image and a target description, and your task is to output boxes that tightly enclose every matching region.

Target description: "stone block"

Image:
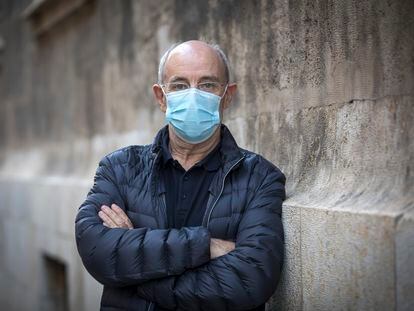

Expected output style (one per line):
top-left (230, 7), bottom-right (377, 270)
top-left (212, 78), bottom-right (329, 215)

top-left (268, 203), bottom-right (303, 311)
top-left (300, 207), bottom-right (395, 311)
top-left (396, 209), bottom-right (414, 310)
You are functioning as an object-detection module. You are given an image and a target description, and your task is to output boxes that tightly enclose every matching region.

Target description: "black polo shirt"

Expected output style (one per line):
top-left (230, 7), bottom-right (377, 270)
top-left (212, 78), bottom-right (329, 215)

top-left (160, 133), bottom-right (221, 229)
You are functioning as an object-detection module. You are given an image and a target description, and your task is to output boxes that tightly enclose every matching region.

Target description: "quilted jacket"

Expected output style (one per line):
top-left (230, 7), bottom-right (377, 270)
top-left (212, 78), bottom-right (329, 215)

top-left (75, 124), bottom-right (286, 311)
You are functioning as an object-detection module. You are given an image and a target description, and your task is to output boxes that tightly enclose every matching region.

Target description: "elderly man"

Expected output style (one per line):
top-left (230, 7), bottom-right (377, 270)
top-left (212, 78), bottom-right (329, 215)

top-left (75, 40), bottom-right (286, 311)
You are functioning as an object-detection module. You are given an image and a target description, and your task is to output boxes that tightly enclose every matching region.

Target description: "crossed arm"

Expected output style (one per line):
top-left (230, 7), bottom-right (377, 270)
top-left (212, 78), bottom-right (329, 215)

top-left (98, 203), bottom-right (236, 259)
top-left (75, 156), bottom-right (285, 310)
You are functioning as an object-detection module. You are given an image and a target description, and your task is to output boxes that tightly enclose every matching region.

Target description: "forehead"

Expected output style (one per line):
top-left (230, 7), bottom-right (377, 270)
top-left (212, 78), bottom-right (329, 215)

top-left (164, 43), bottom-right (226, 82)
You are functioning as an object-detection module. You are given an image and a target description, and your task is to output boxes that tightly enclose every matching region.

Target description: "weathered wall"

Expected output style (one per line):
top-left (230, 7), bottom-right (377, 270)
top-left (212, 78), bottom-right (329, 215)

top-left (0, 0), bottom-right (413, 310)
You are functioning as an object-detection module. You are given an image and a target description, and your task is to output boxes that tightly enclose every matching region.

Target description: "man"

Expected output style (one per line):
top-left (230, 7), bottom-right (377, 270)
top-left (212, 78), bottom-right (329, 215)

top-left (75, 40), bottom-right (286, 311)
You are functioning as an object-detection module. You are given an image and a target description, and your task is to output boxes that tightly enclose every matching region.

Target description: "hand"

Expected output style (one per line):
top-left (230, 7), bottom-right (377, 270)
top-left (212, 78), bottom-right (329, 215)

top-left (98, 204), bottom-right (134, 229)
top-left (210, 238), bottom-right (235, 259)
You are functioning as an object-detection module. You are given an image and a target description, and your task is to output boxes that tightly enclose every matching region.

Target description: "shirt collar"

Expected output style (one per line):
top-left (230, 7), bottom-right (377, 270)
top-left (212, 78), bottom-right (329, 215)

top-left (152, 124), bottom-right (243, 166)
top-left (160, 129), bottom-right (221, 172)
top-left (195, 141), bottom-right (221, 172)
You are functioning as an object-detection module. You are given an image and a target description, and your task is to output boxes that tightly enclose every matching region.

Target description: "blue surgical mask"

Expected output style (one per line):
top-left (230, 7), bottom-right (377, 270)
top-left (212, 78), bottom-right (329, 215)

top-left (164, 87), bottom-right (226, 144)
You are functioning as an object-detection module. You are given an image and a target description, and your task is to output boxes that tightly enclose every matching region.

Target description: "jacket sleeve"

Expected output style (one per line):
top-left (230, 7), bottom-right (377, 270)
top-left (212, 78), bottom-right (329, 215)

top-left (75, 155), bottom-right (211, 287)
top-left (135, 167), bottom-right (286, 310)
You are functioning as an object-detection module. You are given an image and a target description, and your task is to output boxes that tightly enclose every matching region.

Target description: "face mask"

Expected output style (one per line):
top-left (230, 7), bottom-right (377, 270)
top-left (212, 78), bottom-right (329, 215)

top-left (164, 87), bottom-right (227, 144)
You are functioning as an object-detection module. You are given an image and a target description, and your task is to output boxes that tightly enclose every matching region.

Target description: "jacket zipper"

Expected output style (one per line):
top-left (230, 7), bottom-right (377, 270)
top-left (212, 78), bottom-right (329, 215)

top-left (152, 150), bottom-right (166, 228)
top-left (147, 151), bottom-right (159, 311)
top-left (204, 156), bottom-right (244, 228)
top-left (161, 193), bottom-right (167, 228)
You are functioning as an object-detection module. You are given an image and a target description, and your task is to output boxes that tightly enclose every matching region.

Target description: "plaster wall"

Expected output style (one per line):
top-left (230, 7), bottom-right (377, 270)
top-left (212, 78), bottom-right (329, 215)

top-left (0, 0), bottom-right (413, 310)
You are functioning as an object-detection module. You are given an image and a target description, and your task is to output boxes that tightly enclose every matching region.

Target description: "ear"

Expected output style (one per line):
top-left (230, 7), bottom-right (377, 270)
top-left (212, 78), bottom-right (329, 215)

top-left (152, 84), bottom-right (167, 113)
top-left (221, 83), bottom-right (237, 110)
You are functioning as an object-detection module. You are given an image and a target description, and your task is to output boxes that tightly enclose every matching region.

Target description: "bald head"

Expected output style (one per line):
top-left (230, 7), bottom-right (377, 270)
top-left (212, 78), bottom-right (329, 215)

top-left (158, 41), bottom-right (230, 84)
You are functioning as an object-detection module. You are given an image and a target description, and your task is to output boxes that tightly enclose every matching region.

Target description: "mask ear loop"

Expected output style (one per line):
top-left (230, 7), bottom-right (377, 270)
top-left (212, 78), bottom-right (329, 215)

top-left (160, 85), bottom-right (168, 106)
top-left (217, 84), bottom-right (229, 126)
top-left (219, 84), bottom-right (230, 110)
top-left (220, 84), bottom-right (229, 99)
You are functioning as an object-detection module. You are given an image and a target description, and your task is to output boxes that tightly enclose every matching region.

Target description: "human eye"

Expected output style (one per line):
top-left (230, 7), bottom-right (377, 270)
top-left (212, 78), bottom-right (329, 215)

top-left (199, 82), bottom-right (219, 92)
top-left (169, 82), bottom-right (189, 92)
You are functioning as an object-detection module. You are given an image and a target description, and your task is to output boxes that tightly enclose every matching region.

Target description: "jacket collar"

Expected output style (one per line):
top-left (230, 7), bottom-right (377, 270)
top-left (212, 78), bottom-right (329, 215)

top-left (159, 127), bottom-right (222, 172)
top-left (151, 124), bottom-right (244, 166)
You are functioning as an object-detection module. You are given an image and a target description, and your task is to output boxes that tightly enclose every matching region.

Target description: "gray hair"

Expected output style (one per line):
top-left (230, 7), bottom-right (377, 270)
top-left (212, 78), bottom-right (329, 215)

top-left (157, 42), bottom-right (231, 84)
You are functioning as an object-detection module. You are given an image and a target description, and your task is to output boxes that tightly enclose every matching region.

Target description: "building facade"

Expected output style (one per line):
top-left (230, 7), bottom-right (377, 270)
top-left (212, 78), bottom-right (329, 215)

top-left (0, 0), bottom-right (413, 310)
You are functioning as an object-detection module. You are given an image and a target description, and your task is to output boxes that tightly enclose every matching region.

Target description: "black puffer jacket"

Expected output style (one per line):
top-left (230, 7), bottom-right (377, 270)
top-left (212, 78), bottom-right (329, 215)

top-left (75, 125), bottom-right (286, 311)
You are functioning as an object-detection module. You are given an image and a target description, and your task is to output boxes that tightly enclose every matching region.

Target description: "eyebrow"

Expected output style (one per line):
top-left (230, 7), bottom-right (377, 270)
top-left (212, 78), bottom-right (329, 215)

top-left (167, 75), bottom-right (222, 83)
top-left (198, 75), bottom-right (220, 82)
top-left (168, 76), bottom-right (188, 83)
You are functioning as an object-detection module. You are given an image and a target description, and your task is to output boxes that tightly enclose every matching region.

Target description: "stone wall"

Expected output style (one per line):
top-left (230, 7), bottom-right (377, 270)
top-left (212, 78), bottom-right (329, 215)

top-left (0, 0), bottom-right (413, 310)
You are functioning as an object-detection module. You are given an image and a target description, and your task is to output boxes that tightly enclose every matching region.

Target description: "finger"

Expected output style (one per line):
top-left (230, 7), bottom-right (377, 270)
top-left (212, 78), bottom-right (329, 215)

top-left (100, 204), bottom-right (111, 215)
top-left (126, 219), bottom-right (133, 229)
top-left (111, 204), bottom-right (128, 220)
top-left (101, 205), bottom-right (124, 226)
top-left (98, 210), bottom-right (115, 227)
top-left (111, 203), bottom-right (121, 210)
top-left (103, 222), bottom-right (109, 227)
top-left (111, 204), bottom-right (134, 229)
top-left (98, 210), bottom-right (117, 228)
top-left (102, 205), bottom-right (133, 229)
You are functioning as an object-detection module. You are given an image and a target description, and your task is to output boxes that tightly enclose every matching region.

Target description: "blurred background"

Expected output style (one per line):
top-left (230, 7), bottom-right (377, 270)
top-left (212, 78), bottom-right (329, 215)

top-left (0, 0), bottom-right (413, 310)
